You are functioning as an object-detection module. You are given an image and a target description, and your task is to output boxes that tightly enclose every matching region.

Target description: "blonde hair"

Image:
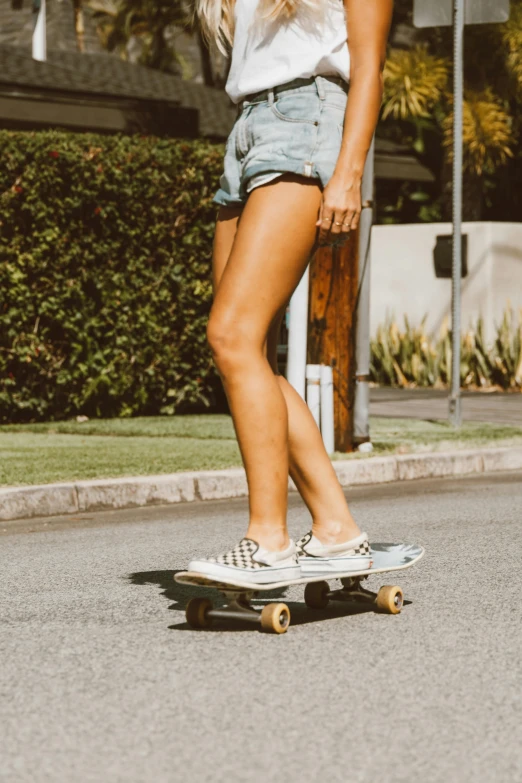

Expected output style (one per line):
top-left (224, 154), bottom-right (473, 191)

top-left (195, 0), bottom-right (332, 55)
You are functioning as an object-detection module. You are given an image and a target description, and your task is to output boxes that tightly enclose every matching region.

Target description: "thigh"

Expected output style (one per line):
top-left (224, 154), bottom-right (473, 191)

top-left (212, 205), bottom-right (243, 293)
top-left (213, 203), bottom-right (282, 366)
top-left (213, 209), bottom-right (286, 369)
top-left (209, 174), bottom-right (321, 346)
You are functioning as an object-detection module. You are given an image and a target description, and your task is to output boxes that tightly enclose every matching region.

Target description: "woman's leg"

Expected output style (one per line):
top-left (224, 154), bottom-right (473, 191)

top-left (207, 174), bottom-right (322, 551)
top-left (211, 185), bottom-right (361, 550)
top-left (266, 309), bottom-right (361, 544)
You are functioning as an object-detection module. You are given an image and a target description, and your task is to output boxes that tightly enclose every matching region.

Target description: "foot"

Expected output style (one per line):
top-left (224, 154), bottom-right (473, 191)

top-left (187, 538), bottom-right (301, 585)
top-left (296, 531), bottom-right (372, 575)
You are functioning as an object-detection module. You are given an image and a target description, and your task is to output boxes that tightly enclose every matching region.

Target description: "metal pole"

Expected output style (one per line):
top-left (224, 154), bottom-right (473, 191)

top-left (353, 136), bottom-right (375, 446)
top-left (449, 0), bottom-right (464, 427)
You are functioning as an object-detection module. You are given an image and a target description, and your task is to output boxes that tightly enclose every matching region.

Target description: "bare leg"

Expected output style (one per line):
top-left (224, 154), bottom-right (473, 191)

top-left (211, 181), bottom-right (361, 548)
top-left (266, 309), bottom-right (362, 544)
top-left (208, 175), bottom-right (323, 550)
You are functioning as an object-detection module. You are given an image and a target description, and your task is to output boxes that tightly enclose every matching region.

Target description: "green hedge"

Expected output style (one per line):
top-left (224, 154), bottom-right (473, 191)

top-left (0, 130), bottom-right (226, 422)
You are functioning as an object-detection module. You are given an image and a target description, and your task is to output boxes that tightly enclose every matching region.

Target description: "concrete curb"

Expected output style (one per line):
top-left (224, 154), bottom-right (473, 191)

top-left (1, 446), bottom-right (521, 522)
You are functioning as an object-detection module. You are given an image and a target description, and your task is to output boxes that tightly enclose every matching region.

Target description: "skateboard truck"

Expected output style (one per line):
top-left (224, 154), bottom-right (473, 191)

top-left (304, 577), bottom-right (404, 613)
top-left (186, 591), bottom-right (291, 634)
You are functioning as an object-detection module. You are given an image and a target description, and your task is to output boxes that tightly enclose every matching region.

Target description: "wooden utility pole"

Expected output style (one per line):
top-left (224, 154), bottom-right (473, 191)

top-left (307, 234), bottom-right (359, 452)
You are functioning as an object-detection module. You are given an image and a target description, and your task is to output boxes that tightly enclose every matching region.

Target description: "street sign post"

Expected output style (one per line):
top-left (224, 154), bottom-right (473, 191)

top-left (414, 0), bottom-right (510, 427)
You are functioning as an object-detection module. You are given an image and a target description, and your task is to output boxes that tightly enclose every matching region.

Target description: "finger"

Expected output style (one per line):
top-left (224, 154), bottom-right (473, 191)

top-left (340, 211), bottom-right (355, 234)
top-left (329, 211), bottom-right (347, 236)
top-left (349, 210), bottom-right (361, 231)
top-left (318, 210), bottom-right (334, 243)
top-left (315, 200), bottom-right (326, 245)
top-left (315, 200), bottom-right (324, 227)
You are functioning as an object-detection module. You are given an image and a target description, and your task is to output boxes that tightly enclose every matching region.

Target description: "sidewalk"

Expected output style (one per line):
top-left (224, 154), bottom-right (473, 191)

top-left (370, 388), bottom-right (521, 426)
top-left (2, 445), bottom-right (522, 523)
top-left (1, 392), bottom-right (521, 522)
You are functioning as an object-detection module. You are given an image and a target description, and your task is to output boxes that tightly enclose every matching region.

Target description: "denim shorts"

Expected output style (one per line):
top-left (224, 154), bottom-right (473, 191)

top-left (213, 74), bottom-right (349, 207)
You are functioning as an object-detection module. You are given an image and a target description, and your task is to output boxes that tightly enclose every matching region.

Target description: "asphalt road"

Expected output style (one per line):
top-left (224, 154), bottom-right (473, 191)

top-left (2, 472), bottom-right (521, 783)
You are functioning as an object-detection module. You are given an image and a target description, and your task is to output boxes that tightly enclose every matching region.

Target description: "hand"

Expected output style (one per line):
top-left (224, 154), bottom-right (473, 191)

top-left (315, 171), bottom-right (362, 247)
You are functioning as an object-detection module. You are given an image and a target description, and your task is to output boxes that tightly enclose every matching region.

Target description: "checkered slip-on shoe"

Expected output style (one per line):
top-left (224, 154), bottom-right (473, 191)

top-left (187, 538), bottom-right (301, 585)
top-left (296, 531), bottom-right (373, 576)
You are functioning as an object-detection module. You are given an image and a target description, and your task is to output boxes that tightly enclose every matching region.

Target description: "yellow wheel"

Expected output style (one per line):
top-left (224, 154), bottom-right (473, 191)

top-left (376, 585), bottom-right (404, 614)
top-left (304, 581), bottom-right (330, 610)
top-left (260, 603), bottom-right (291, 634)
top-left (186, 597), bottom-right (213, 628)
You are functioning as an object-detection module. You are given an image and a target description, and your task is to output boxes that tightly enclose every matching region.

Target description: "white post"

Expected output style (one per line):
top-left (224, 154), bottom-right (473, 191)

top-left (305, 364), bottom-right (321, 429)
top-left (32, 0), bottom-right (47, 62)
top-left (286, 265), bottom-right (309, 399)
top-left (320, 364), bottom-right (335, 455)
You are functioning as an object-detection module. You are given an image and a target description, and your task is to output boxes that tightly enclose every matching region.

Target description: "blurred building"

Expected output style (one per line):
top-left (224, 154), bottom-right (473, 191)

top-left (0, 0), bottom-right (434, 176)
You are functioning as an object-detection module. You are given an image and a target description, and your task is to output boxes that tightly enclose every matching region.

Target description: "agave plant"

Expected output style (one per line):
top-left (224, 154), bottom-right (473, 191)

top-left (370, 309), bottom-right (522, 390)
top-left (490, 308), bottom-right (522, 389)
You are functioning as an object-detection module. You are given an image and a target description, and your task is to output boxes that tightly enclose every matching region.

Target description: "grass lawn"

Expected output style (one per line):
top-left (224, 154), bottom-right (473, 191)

top-left (1, 415), bottom-right (522, 487)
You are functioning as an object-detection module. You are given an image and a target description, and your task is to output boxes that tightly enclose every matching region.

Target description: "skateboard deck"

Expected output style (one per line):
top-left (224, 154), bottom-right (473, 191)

top-left (175, 543), bottom-right (424, 634)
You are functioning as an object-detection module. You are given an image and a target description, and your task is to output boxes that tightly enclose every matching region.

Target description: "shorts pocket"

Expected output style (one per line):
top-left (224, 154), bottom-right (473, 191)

top-left (270, 91), bottom-right (320, 124)
top-left (323, 93), bottom-right (347, 109)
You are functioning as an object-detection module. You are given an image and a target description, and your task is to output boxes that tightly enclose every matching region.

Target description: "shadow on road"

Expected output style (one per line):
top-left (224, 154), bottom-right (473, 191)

top-left (128, 570), bottom-right (410, 633)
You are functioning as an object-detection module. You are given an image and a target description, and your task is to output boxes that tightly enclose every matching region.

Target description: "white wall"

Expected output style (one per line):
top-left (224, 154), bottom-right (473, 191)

top-left (370, 222), bottom-right (522, 344)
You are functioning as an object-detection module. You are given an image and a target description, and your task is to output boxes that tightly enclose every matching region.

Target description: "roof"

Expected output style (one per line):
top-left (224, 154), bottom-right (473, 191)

top-left (0, 45), bottom-right (237, 139)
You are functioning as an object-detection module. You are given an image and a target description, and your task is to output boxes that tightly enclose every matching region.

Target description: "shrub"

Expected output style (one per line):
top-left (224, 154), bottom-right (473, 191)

top-left (0, 130), bottom-right (224, 422)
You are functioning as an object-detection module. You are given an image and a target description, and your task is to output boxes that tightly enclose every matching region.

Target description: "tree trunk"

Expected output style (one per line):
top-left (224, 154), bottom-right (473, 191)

top-left (73, 0), bottom-right (85, 53)
top-left (196, 28), bottom-right (214, 87)
top-left (307, 234), bottom-right (359, 453)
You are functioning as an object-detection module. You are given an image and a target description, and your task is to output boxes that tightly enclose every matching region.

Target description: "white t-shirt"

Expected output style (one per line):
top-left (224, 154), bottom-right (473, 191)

top-left (225, 0), bottom-right (350, 103)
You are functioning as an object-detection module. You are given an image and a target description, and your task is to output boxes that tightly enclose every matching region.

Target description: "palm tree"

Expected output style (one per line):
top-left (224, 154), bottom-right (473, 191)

top-left (87, 0), bottom-right (189, 72)
top-left (87, 0), bottom-right (228, 85)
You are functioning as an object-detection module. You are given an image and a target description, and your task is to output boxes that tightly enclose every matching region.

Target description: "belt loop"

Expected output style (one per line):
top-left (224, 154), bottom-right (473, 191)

top-left (315, 75), bottom-right (326, 101)
top-left (267, 87), bottom-right (275, 106)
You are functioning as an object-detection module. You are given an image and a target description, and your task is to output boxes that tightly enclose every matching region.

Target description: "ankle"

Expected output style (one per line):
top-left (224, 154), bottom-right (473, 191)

top-left (311, 518), bottom-right (362, 546)
top-left (246, 525), bottom-right (290, 552)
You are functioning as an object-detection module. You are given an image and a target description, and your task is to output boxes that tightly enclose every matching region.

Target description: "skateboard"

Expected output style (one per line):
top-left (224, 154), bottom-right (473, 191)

top-left (175, 542), bottom-right (424, 634)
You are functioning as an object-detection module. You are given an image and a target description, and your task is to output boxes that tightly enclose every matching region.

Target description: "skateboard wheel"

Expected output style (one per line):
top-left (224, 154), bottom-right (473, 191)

top-left (304, 581), bottom-right (330, 610)
top-left (186, 597), bottom-right (213, 628)
top-left (260, 603), bottom-right (290, 634)
top-left (376, 585), bottom-right (403, 614)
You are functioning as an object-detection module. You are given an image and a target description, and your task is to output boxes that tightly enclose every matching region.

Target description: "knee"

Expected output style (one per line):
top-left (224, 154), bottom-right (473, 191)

top-left (207, 317), bottom-right (250, 371)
